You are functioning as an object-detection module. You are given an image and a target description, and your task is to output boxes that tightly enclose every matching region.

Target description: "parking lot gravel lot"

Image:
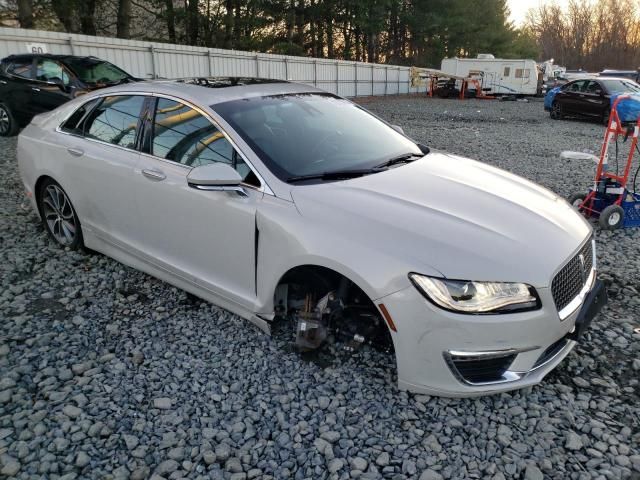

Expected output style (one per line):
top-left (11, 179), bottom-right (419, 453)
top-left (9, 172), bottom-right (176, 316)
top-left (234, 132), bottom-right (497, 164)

top-left (1, 96), bottom-right (639, 480)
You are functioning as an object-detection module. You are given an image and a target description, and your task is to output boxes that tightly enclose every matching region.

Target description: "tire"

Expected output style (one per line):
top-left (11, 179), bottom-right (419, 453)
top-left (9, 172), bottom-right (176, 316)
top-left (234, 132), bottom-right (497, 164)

top-left (0, 102), bottom-right (19, 137)
top-left (568, 192), bottom-right (587, 209)
top-left (598, 204), bottom-right (624, 230)
top-left (37, 178), bottom-right (84, 249)
top-left (550, 101), bottom-right (563, 120)
top-left (602, 107), bottom-right (611, 126)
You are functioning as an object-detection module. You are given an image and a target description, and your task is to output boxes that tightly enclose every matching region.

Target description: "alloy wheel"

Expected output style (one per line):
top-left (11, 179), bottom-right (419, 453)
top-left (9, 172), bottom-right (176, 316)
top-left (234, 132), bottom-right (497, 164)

top-left (41, 184), bottom-right (77, 246)
top-left (0, 107), bottom-right (9, 135)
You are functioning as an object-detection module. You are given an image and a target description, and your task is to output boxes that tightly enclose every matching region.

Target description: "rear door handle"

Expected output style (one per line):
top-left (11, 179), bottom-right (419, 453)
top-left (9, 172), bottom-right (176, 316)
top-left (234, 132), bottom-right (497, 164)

top-left (31, 87), bottom-right (40, 92)
top-left (142, 168), bottom-right (166, 181)
top-left (67, 147), bottom-right (84, 157)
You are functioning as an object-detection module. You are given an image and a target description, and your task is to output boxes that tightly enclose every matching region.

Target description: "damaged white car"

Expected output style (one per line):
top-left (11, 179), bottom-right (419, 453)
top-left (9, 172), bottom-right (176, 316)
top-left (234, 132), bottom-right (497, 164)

top-left (17, 78), bottom-right (607, 397)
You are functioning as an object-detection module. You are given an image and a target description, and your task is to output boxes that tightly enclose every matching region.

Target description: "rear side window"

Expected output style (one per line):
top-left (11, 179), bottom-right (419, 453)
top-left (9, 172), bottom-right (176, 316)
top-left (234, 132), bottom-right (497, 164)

top-left (503, 67), bottom-right (510, 77)
top-left (61, 99), bottom-right (100, 134)
top-left (83, 95), bottom-right (145, 149)
top-left (515, 68), bottom-right (530, 79)
top-left (6, 60), bottom-right (33, 79)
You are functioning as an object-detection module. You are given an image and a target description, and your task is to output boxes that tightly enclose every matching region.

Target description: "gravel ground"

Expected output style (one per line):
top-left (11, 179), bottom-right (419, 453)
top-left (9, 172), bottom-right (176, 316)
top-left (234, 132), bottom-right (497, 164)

top-left (1, 96), bottom-right (639, 480)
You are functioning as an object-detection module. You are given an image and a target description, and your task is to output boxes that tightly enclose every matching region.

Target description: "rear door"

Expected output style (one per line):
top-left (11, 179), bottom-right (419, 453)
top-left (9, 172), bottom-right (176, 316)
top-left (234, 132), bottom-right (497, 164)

top-left (582, 80), bottom-right (609, 117)
top-left (59, 94), bottom-right (145, 246)
top-left (33, 58), bottom-right (74, 113)
top-left (1, 57), bottom-right (38, 123)
top-left (561, 80), bottom-right (588, 114)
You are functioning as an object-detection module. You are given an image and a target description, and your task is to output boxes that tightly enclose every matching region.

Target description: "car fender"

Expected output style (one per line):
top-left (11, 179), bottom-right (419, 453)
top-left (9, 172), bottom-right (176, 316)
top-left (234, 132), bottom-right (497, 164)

top-left (253, 194), bottom-right (443, 315)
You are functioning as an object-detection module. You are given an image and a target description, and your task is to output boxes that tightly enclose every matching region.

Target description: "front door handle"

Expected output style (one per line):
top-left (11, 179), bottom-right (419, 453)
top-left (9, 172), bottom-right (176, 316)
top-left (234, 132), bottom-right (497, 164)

top-left (31, 87), bottom-right (40, 92)
top-left (142, 169), bottom-right (166, 181)
top-left (67, 147), bottom-right (84, 157)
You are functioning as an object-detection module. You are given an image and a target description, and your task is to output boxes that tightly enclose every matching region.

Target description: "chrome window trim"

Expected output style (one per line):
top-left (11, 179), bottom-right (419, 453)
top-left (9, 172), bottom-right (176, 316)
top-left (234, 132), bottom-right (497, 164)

top-left (55, 90), bottom-right (274, 196)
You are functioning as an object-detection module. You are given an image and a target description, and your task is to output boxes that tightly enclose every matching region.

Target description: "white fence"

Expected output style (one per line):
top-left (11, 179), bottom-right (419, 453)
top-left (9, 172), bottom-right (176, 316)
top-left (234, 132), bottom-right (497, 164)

top-left (0, 27), bottom-right (426, 98)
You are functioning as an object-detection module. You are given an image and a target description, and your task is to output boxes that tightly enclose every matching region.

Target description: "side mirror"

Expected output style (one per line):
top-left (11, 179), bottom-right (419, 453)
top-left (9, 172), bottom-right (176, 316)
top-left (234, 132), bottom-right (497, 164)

top-left (187, 163), bottom-right (247, 196)
top-left (391, 124), bottom-right (405, 135)
top-left (47, 78), bottom-right (67, 92)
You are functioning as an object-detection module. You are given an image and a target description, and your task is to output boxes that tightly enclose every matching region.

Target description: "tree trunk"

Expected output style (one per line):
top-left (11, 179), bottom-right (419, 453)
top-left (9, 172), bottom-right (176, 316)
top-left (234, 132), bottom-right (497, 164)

top-left (187, 0), bottom-right (200, 45)
top-left (16, 0), bottom-right (33, 29)
top-left (51, 0), bottom-right (75, 32)
top-left (165, 0), bottom-right (176, 43)
top-left (116, 0), bottom-right (132, 39)
top-left (79, 0), bottom-right (97, 35)
top-left (224, 0), bottom-right (234, 48)
top-left (296, 0), bottom-right (305, 48)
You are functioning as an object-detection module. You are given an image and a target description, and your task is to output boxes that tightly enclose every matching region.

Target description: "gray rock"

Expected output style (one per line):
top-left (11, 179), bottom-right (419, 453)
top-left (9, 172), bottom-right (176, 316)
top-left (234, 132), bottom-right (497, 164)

top-left (524, 464), bottom-right (543, 480)
top-left (75, 452), bottom-right (90, 468)
top-left (153, 397), bottom-right (173, 409)
top-left (376, 452), bottom-right (390, 467)
top-left (419, 469), bottom-right (443, 480)
top-left (566, 431), bottom-right (584, 451)
top-left (350, 457), bottom-right (368, 471)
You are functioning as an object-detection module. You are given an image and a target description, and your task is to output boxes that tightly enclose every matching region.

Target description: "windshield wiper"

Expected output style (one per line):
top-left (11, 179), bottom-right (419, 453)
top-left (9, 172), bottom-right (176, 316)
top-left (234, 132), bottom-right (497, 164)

top-left (374, 152), bottom-right (424, 170)
top-left (286, 169), bottom-right (375, 183)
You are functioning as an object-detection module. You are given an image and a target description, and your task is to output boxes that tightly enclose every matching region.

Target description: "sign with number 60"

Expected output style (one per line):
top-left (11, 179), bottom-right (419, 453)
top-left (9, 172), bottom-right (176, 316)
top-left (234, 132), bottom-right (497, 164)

top-left (26, 43), bottom-right (48, 54)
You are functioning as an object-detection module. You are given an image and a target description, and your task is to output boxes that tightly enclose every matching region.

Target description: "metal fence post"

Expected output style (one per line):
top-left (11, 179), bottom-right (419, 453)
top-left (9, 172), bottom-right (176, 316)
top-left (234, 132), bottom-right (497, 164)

top-left (354, 62), bottom-right (358, 97)
top-left (208, 51), bottom-right (213, 77)
top-left (149, 45), bottom-right (157, 79)
top-left (335, 61), bottom-right (339, 94)
top-left (371, 64), bottom-right (374, 95)
top-left (68, 37), bottom-right (75, 55)
top-left (284, 57), bottom-right (289, 80)
top-left (255, 54), bottom-right (260, 77)
top-left (384, 66), bottom-right (388, 95)
top-left (313, 59), bottom-right (317, 87)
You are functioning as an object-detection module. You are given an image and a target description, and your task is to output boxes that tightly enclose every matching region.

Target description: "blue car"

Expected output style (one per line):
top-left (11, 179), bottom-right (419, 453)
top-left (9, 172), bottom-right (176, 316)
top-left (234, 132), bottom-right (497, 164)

top-left (544, 77), bottom-right (640, 124)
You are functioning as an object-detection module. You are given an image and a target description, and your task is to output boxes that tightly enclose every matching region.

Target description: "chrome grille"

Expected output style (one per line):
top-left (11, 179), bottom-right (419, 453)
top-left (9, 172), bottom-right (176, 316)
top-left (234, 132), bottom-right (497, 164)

top-left (551, 240), bottom-right (593, 313)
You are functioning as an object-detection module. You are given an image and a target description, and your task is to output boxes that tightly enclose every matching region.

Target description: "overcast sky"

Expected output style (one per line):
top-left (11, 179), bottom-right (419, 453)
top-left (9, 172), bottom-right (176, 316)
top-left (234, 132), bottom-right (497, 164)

top-left (507, 0), bottom-right (571, 25)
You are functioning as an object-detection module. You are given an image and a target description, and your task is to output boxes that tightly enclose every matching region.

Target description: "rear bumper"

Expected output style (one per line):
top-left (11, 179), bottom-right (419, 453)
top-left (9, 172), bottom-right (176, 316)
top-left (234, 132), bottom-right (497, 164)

top-left (380, 278), bottom-right (606, 397)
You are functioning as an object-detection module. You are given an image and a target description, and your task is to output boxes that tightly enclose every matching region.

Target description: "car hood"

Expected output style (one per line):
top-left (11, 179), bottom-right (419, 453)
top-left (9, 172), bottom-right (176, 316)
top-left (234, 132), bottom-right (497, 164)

top-left (290, 152), bottom-right (592, 288)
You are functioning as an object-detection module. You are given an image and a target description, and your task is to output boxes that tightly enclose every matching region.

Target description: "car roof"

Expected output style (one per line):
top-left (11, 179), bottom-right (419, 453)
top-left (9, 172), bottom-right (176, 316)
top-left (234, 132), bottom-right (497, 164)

top-left (1, 53), bottom-right (108, 63)
top-left (89, 77), bottom-right (326, 105)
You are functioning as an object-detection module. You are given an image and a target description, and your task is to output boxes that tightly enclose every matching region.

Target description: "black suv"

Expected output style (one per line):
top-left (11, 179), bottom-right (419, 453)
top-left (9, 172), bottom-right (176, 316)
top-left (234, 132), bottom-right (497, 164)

top-left (0, 54), bottom-right (138, 136)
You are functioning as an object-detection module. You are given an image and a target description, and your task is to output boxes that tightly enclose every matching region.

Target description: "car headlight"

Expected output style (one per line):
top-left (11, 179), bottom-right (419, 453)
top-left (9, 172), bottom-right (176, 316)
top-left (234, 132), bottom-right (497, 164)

top-left (409, 274), bottom-right (539, 314)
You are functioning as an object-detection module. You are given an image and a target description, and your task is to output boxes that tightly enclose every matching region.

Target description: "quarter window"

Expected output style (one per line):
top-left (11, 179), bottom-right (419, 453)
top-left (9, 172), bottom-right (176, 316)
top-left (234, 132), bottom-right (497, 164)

top-left (6, 60), bottom-right (33, 79)
top-left (150, 98), bottom-right (258, 185)
top-left (61, 98), bottom-right (100, 134)
top-left (84, 95), bottom-right (145, 148)
top-left (36, 59), bottom-right (70, 85)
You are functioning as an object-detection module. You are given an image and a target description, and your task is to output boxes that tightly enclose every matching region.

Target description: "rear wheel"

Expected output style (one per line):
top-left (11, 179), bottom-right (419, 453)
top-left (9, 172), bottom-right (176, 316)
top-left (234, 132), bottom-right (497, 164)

top-left (550, 101), bottom-right (563, 120)
top-left (38, 178), bottom-right (84, 249)
top-left (599, 204), bottom-right (624, 230)
top-left (602, 107), bottom-right (611, 126)
top-left (0, 102), bottom-right (18, 137)
top-left (568, 192), bottom-right (587, 209)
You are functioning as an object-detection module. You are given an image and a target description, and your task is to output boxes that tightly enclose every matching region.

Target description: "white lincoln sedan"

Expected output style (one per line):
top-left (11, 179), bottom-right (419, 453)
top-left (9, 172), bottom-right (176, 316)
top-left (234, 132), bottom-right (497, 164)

top-left (17, 78), bottom-right (607, 397)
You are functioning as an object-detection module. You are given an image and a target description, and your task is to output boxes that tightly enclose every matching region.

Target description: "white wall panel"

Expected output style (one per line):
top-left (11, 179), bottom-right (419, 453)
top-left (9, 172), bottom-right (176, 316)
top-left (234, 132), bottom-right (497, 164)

top-left (0, 27), bottom-right (425, 97)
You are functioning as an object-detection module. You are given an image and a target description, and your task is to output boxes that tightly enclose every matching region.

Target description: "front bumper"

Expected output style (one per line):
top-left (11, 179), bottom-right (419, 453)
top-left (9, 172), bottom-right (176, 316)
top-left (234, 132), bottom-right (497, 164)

top-left (380, 278), bottom-right (606, 397)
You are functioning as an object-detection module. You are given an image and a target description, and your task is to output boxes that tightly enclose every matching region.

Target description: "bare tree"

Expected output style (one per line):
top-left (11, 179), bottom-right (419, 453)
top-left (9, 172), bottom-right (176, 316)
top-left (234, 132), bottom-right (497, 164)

top-left (117, 0), bottom-right (132, 38)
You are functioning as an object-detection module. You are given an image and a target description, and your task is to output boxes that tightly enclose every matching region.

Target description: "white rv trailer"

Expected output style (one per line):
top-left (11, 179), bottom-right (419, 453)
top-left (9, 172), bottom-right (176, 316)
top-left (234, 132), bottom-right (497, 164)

top-left (440, 55), bottom-right (540, 96)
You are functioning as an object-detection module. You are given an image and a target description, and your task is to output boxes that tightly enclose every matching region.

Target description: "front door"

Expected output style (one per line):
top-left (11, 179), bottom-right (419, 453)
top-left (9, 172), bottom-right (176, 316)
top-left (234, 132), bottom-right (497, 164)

top-left (132, 97), bottom-right (262, 307)
top-left (33, 58), bottom-right (73, 113)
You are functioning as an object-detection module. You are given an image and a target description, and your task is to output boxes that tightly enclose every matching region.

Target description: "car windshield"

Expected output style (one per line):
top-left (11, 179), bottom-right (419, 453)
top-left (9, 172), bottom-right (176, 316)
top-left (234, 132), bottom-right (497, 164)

top-left (64, 58), bottom-right (130, 84)
top-left (601, 79), bottom-right (640, 94)
top-left (212, 93), bottom-right (423, 181)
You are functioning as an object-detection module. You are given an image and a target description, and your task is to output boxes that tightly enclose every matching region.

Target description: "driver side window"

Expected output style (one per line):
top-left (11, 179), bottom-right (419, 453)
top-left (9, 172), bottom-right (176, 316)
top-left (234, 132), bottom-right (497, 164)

top-left (150, 98), bottom-right (259, 186)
